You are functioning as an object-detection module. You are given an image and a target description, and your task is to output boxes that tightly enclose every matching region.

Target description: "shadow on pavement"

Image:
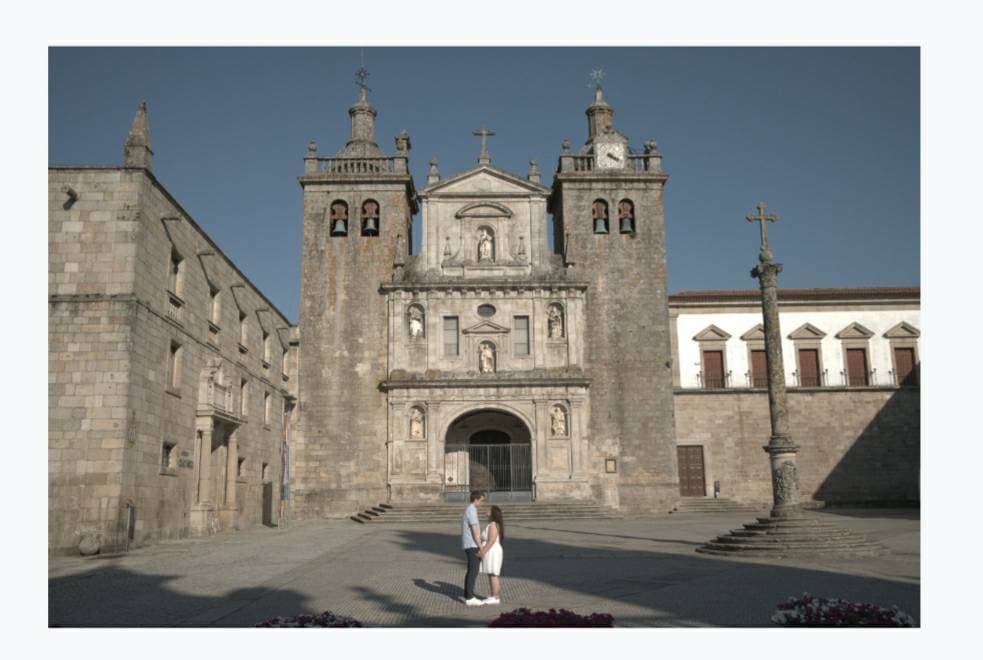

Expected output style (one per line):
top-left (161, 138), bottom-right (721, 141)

top-left (48, 564), bottom-right (313, 628)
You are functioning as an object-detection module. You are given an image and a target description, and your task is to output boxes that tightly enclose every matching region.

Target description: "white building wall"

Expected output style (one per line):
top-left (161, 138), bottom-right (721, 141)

top-left (676, 308), bottom-right (921, 388)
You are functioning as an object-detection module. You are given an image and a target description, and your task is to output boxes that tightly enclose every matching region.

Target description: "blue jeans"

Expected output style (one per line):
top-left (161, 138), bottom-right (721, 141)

top-left (463, 548), bottom-right (480, 599)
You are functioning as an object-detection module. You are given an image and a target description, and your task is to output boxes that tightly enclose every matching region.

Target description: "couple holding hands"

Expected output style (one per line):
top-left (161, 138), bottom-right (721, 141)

top-left (460, 491), bottom-right (505, 606)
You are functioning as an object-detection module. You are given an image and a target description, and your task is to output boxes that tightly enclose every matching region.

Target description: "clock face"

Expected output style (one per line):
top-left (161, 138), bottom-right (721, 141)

top-left (596, 142), bottom-right (625, 169)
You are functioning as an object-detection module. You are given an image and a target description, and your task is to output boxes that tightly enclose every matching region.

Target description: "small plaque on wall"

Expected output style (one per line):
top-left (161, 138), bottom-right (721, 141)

top-left (605, 458), bottom-right (617, 474)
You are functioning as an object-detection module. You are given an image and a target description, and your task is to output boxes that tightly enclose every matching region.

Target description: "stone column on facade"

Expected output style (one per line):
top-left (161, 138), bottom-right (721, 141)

top-left (532, 399), bottom-right (549, 485)
top-left (569, 399), bottom-right (585, 478)
top-left (221, 430), bottom-right (239, 529)
top-left (195, 420), bottom-right (213, 504)
top-left (427, 401), bottom-right (443, 485)
top-left (747, 203), bottom-right (800, 519)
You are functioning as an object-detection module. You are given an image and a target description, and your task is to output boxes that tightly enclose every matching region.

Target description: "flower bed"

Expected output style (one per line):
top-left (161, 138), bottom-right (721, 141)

top-left (489, 608), bottom-right (614, 627)
top-left (256, 611), bottom-right (364, 627)
top-left (771, 593), bottom-right (916, 627)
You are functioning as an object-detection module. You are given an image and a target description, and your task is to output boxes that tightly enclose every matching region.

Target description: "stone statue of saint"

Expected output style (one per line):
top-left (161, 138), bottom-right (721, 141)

top-left (477, 228), bottom-right (493, 262)
top-left (409, 407), bottom-right (425, 439)
top-left (548, 305), bottom-right (564, 339)
top-left (550, 406), bottom-right (567, 436)
top-left (479, 343), bottom-right (495, 373)
top-left (408, 307), bottom-right (424, 338)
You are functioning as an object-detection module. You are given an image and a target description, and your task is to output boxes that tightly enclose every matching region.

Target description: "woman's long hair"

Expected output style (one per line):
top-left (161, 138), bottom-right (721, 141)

top-left (489, 505), bottom-right (504, 542)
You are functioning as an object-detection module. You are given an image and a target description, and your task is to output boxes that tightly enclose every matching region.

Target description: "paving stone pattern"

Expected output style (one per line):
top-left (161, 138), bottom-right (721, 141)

top-left (48, 509), bottom-right (919, 627)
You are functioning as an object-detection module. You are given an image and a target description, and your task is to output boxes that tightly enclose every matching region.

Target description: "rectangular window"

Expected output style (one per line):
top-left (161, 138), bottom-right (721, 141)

top-left (798, 348), bottom-right (821, 387)
top-left (262, 462), bottom-right (270, 482)
top-left (263, 331), bottom-right (271, 364)
top-left (264, 392), bottom-right (271, 425)
top-left (702, 350), bottom-right (725, 389)
top-left (240, 378), bottom-right (248, 417)
top-left (846, 348), bottom-right (869, 386)
top-left (210, 287), bottom-right (221, 325)
top-left (161, 441), bottom-right (176, 471)
top-left (239, 311), bottom-right (248, 346)
top-left (513, 316), bottom-right (530, 356)
top-left (168, 341), bottom-right (182, 389)
top-left (750, 349), bottom-right (768, 388)
top-left (237, 456), bottom-right (245, 478)
top-left (443, 317), bottom-right (459, 356)
top-left (894, 347), bottom-right (917, 386)
top-left (169, 249), bottom-right (183, 294)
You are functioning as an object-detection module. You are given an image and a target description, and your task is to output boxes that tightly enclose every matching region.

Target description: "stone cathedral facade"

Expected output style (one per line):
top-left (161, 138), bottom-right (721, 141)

top-left (294, 82), bottom-right (678, 516)
top-left (48, 75), bottom-right (920, 554)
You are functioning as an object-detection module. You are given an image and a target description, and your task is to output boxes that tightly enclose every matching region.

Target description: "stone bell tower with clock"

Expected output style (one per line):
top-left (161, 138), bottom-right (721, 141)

top-left (549, 77), bottom-right (680, 511)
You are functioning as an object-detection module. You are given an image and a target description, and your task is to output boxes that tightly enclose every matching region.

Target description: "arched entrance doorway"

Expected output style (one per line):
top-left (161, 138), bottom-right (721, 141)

top-left (444, 409), bottom-right (532, 501)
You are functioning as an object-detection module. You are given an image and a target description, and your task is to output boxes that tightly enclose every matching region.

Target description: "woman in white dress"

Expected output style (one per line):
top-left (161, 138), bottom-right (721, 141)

top-left (477, 505), bottom-right (505, 605)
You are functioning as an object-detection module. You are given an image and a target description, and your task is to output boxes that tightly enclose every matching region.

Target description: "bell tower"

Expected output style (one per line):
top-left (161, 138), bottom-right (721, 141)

top-left (295, 69), bottom-right (417, 516)
top-left (548, 79), bottom-right (679, 511)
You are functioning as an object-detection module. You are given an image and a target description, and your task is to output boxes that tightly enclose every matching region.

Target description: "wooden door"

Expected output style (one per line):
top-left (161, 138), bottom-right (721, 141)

top-left (677, 445), bottom-right (706, 497)
top-left (750, 350), bottom-right (767, 388)
top-left (702, 350), bottom-right (725, 388)
top-left (798, 348), bottom-right (820, 387)
top-left (846, 348), bottom-right (869, 386)
top-left (894, 347), bottom-right (917, 386)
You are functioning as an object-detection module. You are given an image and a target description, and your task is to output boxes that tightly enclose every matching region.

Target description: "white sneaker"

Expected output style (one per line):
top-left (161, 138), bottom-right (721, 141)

top-left (465, 597), bottom-right (484, 607)
top-left (482, 596), bottom-right (500, 605)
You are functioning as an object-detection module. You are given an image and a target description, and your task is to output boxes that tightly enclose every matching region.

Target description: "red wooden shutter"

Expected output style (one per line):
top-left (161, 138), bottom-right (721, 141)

top-left (894, 347), bottom-right (917, 386)
top-left (846, 348), bottom-right (869, 386)
top-left (703, 350), bottom-right (725, 388)
top-left (750, 350), bottom-right (767, 388)
top-left (798, 348), bottom-right (820, 387)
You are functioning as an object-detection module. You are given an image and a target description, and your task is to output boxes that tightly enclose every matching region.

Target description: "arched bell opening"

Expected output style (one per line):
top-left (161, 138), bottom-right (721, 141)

top-left (443, 409), bottom-right (532, 501)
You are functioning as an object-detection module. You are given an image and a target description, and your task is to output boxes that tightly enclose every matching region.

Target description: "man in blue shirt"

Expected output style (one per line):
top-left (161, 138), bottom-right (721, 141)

top-left (461, 490), bottom-right (486, 606)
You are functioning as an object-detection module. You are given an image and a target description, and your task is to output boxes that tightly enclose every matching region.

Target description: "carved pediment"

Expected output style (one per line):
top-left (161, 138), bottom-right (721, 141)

top-left (693, 324), bottom-right (732, 342)
top-left (788, 322), bottom-right (827, 340)
top-left (740, 324), bottom-right (765, 341)
top-left (884, 321), bottom-right (920, 339)
top-left (462, 320), bottom-right (510, 335)
top-left (423, 166), bottom-right (549, 196)
top-left (455, 202), bottom-right (513, 218)
top-left (835, 322), bottom-right (874, 339)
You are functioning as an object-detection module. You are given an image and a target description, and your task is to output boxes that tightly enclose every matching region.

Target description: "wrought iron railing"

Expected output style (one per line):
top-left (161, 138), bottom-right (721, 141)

top-left (791, 369), bottom-right (829, 388)
top-left (444, 444), bottom-right (532, 493)
top-left (697, 370), bottom-right (732, 389)
top-left (840, 368), bottom-right (877, 387)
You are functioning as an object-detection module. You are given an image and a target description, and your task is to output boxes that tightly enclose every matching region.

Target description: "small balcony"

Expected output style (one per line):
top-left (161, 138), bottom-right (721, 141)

top-left (697, 370), bottom-right (732, 390)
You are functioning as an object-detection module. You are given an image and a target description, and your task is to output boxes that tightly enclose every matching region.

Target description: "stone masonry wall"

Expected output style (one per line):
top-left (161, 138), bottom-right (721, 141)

top-left (673, 388), bottom-right (920, 504)
top-left (553, 177), bottom-right (679, 511)
top-left (49, 167), bottom-right (292, 553)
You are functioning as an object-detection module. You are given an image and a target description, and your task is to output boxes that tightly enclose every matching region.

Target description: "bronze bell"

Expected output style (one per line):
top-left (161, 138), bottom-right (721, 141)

top-left (594, 218), bottom-right (609, 234)
top-left (620, 216), bottom-right (634, 233)
top-left (363, 216), bottom-right (378, 235)
top-left (330, 219), bottom-right (347, 235)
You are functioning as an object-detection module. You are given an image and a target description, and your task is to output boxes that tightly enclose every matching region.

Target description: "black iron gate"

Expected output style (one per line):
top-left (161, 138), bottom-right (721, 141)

top-left (445, 444), bottom-right (532, 493)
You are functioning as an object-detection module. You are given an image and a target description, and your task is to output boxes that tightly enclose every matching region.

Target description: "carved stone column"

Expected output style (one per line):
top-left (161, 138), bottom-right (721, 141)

top-left (752, 258), bottom-right (800, 518)
top-left (427, 401), bottom-right (443, 484)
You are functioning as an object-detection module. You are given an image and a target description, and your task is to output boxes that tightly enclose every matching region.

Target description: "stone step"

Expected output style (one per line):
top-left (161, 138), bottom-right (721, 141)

top-left (671, 498), bottom-right (765, 514)
top-left (352, 501), bottom-right (623, 523)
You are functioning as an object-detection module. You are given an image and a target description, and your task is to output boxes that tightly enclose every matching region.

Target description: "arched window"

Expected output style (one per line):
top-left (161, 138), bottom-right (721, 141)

top-left (361, 199), bottom-right (380, 236)
top-left (618, 199), bottom-right (635, 234)
top-left (329, 200), bottom-right (348, 237)
top-left (592, 199), bottom-right (609, 234)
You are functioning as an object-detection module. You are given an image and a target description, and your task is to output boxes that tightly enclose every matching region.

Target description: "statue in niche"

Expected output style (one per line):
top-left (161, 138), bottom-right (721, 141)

top-left (548, 304), bottom-right (565, 339)
top-left (477, 228), bottom-right (494, 262)
top-left (409, 407), bottom-right (425, 439)
top-left (408, 306), bottom-right (425, 339)
top-left (550, 406), bottom-right (567, 437)
top-left (479, 342), bottom-right (495, 373)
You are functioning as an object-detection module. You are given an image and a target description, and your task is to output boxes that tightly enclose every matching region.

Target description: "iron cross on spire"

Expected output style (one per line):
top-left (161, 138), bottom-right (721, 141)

top-left (746, 201), bottom-right (780, 262)
top-left (589, 68), bottom-right (605, 89)
top-left (355, 65), bottom-right (372, 94)
top-left (472, 125), bottom-right (496, 165)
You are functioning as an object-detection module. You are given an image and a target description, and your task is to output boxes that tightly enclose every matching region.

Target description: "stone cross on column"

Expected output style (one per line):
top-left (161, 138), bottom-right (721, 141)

top-left (747, 202), bottom-right (801, 518)
top-left (746, 201), bottom-right (779, 262)
top-left (472, 126), bottom-right (495, 165)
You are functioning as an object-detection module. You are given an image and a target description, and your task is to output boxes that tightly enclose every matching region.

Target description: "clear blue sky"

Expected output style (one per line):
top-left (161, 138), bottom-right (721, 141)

top-left (49, 47), bottom-right (919, 322)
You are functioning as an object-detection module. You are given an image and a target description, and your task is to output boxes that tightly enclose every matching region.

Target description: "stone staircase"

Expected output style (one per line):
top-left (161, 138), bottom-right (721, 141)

top-left (697, 514), bottom-right (886, 557)
top-left (671, 497), bottom-right (767, 514)
top-left (350, 501), bottom-right (623, 524)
